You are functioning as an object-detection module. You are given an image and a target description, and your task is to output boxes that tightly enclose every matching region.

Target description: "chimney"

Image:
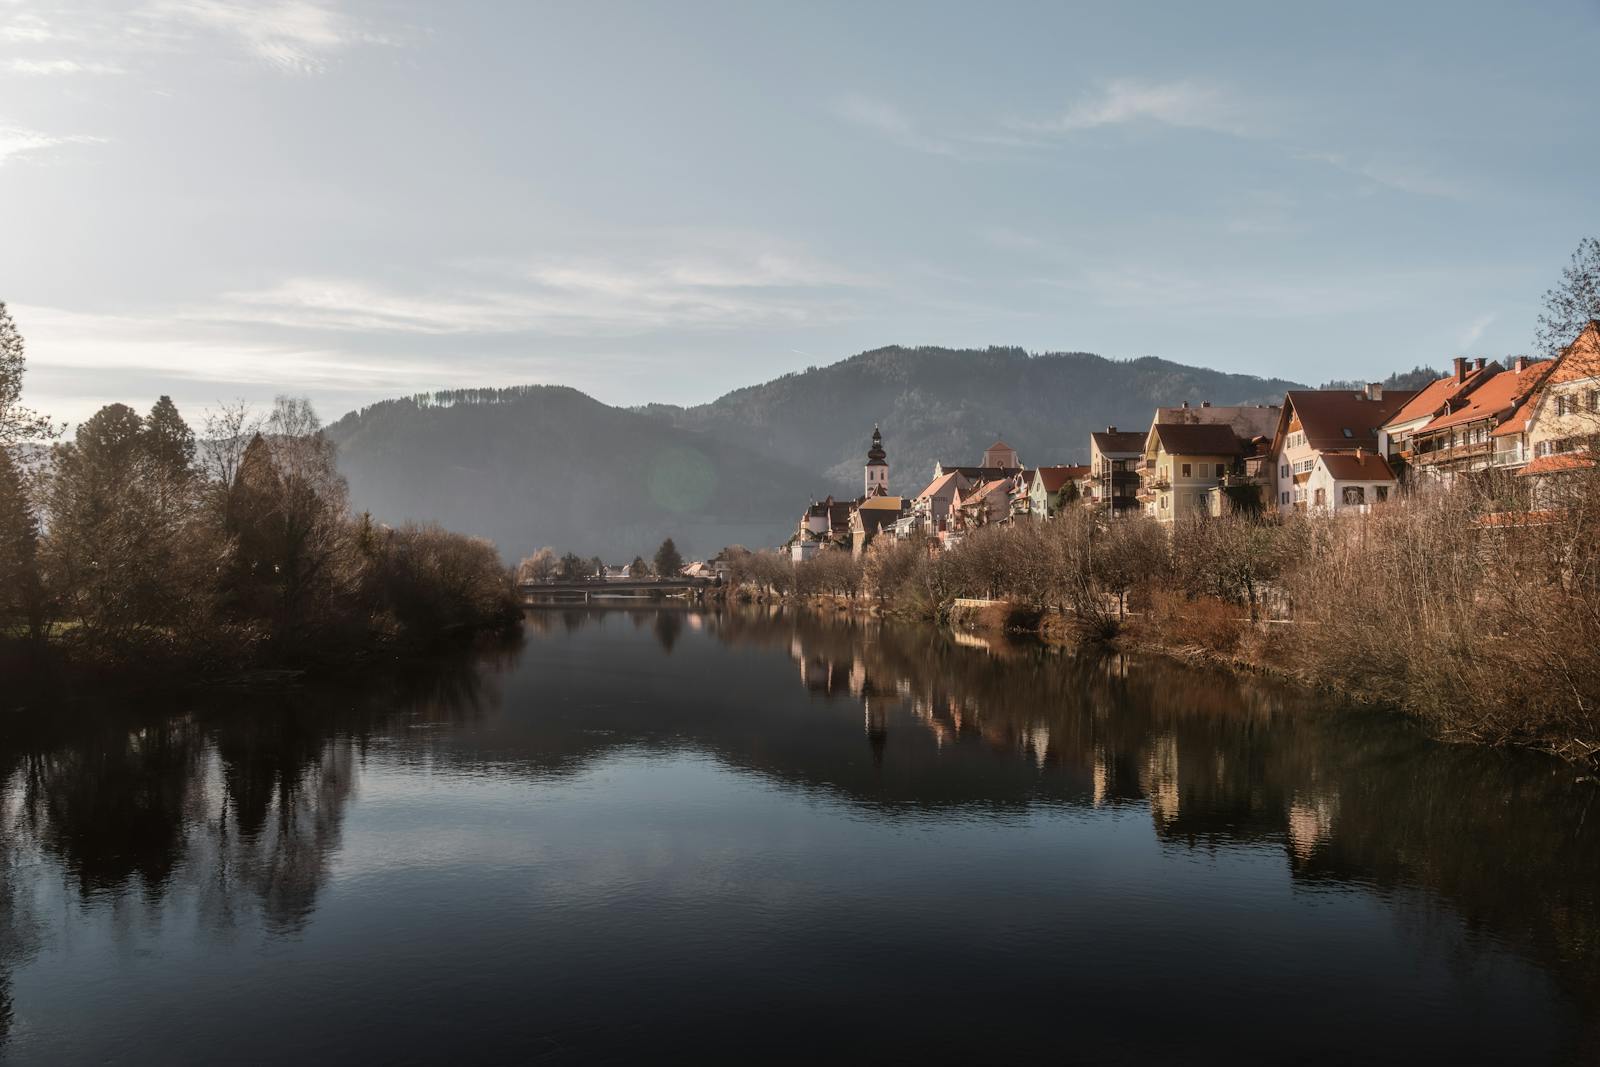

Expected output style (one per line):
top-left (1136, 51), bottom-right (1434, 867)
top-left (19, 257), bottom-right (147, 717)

top-left (1364, 382), bottom-right (1383, 401)
top-left (1514, 355), bottom-right (1528, 373)
top-left (1107, 425), bottom-right (1117, 434)
top-left (1474, 357), bottom-right (1487, 372)
top-left (1181, 401), bottom-right (1190, 409)
top-left (1201, 401), bottom-right (1212, 408)
top-left (1356, 446), bottom-right (1364, 461)
top-left (1454, 356), bottom-right (1468, 383)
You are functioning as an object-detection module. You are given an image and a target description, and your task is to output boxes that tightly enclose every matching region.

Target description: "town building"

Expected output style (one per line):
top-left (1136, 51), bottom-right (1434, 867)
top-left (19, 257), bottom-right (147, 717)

top-left (1405, 359), bottom-right (1553, 483)
top-left (1026, 465), bottom-right (1090, 519)
top-left (1518, 321), bottom-right (1600, 499)
top-left (1268, 384), bottom-right (1417, 513)
top-left (865, 425), bottom-right (889, 497)
top-left (1378, 358), bottom-right (1499, 460)
top-left (933, 439), bottom-right (1024, 482)
top-left (850, 496), bottom-right (907, 558)
top-left (1138, 422), bottom-right (1243, 523)
top-left (1088, 427), bottom-right (1146, 517)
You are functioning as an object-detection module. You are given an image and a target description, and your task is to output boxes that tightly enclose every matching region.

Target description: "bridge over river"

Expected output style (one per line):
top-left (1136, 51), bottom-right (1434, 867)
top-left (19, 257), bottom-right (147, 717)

top-left (520, 578), bottom-right (715, 602)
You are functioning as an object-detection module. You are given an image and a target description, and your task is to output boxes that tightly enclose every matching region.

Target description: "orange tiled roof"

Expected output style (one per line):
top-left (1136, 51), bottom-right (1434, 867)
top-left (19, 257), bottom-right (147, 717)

top-left (1034, 465), bottom-right (1089, 492)
top-left (1384, 368), bottom-right (1495, 427)
top-left (1421, 361), bottom-right (1553, 433)
top-left (1518, 453), bottom-right (1597, 476)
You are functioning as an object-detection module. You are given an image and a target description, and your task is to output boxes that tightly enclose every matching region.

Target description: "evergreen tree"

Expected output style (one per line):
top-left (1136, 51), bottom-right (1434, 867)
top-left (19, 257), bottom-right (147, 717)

top-left (0, 445), bottom-right (43, 637)
top-left (142, 395), bottom-right (196, 480)
top-left (629, 555), bottom-right (649, 578)
top-left (654, 537), bottom-right (684, 577)
top-left (558, 552), bottom-right (587, 580)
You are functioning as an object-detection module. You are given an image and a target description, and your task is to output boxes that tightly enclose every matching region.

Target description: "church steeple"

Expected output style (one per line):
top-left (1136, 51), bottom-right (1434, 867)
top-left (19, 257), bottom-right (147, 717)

top-left (865, 425), bottom-right (889, 497)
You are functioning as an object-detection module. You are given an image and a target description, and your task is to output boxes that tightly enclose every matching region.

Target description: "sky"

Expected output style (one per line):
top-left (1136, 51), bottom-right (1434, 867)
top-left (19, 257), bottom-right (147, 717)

top-left (3, 0), bottom-right (1598, 427)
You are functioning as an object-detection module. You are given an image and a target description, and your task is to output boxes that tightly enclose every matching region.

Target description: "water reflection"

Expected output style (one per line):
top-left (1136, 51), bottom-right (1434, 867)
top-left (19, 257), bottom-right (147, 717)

top-left (0, 609), bottom-right (1596, 1060)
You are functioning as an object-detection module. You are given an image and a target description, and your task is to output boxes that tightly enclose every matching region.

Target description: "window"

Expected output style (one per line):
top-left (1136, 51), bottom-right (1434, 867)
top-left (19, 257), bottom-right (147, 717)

top-left (1589, 390), bottom-right (1599, 413)
top-left (1216, 463), bottom-right (1226, 478)
top-left (1280, 491), bottom-right (1289, 505)
top-left (1314, 488), bottom-right (1326, 506)
top-left (1181, 463), bottom-right (1191, 477)
top-left (1293, 458), bottom-right (1316, 475)
top-left (1376, 485), bottom-right (1389, 502)
top-left (1342, 486), bottom-right (1365, 505)
top-left (1557, 395), bottom-right (1570, 417)
top-left (1280, 463), bottom-right (1289, 479)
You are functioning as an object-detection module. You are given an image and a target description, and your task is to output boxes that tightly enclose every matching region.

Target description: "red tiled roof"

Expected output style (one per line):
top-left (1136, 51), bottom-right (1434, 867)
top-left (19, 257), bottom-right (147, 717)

top-left (1423, 362), bottom-right (1553, 433)
top-left (917, 471), bottom-right (967, 500)
top-left (1033, 465), bottom-right (1089, 492)
top-left (1319, 451), bottom-right (1395, 482)
top-left (1279, 388), bottom-right (1419, 452)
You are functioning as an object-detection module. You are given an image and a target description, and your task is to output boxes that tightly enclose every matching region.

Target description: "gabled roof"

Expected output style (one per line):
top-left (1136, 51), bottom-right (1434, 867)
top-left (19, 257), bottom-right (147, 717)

top-left (1276, 388), bottom-right (1420, 453)
top-left (1319, 451), bottom-right (1395, 482)
top-left (916, 471), bottom-right (967, 500)
top-left (857, 495), bottom-right (904, 511)
top-left (959, 478), bottom-right (1013, 505)
top-left (1384, 367), bottom-right (1497, 428)
top-left (1091, 430), bottom-right (1147, 454)
top-left (986, 440), bottom-right (1014, 452)
top-left (1150, 422), bottom-right (1242, 456)
top-left (1422, 361), bottom-right (1552, 434)
top-left (1033, 465), bottom-right (1089, 492)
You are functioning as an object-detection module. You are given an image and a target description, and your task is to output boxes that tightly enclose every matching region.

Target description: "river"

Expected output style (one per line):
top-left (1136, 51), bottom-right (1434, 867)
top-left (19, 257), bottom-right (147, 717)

top-left (1, 607), bottom-right (1597, 1063)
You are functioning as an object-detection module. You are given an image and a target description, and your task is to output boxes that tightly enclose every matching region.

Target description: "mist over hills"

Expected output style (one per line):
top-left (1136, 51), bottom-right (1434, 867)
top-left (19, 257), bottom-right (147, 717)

top-left (328, 347), bottom-right (1307, 562)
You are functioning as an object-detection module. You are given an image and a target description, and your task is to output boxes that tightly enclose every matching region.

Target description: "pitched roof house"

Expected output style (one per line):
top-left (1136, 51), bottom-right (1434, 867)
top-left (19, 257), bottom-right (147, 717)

top-left (1026, 465), bottom-right (1090, 519)
top-left (1407, 358), bottom-right (1554, 481)
top-left (1140, 422), bottom-right (1243, 524)
top-left (1269, 384), bottom-right (1417, 513)
top-left (1517, 321), bottom-right (1600, 493)
top-left (1378, 357), bottom-right (1500, 458)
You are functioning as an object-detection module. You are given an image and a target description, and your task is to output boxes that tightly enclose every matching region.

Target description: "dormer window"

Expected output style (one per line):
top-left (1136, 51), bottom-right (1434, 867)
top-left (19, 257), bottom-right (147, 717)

top-left (1342, 428), bottom-right (1354, 438)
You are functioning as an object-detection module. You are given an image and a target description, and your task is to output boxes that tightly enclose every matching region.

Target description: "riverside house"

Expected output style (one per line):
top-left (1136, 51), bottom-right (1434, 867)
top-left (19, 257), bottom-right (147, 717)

top-left (1087, 427), bottom-right (1146, 517)
top-left (1026, 465), bottom-right (1090, 519)
top-left (1377, 357), bottom-right (1499, 460)
top-left (1404, 358), bottom-right (1553, 484)
top-left (1139, 422), bottom-right (1243, 523)
top-left (1513, 321), bottom-right (1600, 502)
top-left (1269, 384), bottom-right (1416, 513)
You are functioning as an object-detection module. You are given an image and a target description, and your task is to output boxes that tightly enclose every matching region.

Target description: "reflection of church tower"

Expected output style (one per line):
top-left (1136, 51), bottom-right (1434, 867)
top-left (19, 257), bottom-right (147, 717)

top-left (865, 426), bottom-right (889, 497)
top-left (864, 695), bottom-right (888, 768)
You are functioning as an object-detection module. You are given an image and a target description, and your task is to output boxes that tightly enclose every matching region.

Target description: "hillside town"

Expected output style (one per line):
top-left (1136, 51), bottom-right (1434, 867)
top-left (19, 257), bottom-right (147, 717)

top-left (782, 321), bottom-right (1600, 562)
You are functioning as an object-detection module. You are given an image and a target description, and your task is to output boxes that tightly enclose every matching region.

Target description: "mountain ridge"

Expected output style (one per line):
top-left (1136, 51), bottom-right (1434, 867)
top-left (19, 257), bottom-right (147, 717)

top-left (327, 345), bottom-right (1309, 561)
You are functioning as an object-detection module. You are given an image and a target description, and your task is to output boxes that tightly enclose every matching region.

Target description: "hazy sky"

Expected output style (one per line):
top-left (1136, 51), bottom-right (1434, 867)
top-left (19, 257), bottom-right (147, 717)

top-left (4, 0), bottom-right (1598, 425)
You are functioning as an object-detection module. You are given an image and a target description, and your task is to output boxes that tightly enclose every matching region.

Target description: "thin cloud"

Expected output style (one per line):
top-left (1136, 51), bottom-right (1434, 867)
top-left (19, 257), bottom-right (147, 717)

top-left (833, 94), bottom-right (959, 157)
top-left (0, 122), bottom-right (106, 166)
top-left (1459, 312), bottom-right (1495, 347)
top-left (1011, 79), bottom-right (1257, 137)
top-left (140, 0), bottom-right (402, 74)
top-left (1296, 150), bottom-right (1468, 201)
top-left (7, 58), bottom-right (126, 75)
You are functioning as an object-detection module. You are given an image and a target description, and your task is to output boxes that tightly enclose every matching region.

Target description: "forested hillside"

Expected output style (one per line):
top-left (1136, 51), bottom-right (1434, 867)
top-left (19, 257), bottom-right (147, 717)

top-left (326, 386), bottom-right (817, 562)
top-left (646, 346), bottom-right (1303, 492)
top-left (329, 348), bottom-right (1307, 561)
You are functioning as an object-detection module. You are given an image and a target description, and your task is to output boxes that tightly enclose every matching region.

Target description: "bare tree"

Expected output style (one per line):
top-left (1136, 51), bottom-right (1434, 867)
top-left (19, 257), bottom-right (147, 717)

top-left (0, 303), bottom-right (57, 447)
top-left (1536, 237), bottom-right (1600, 356)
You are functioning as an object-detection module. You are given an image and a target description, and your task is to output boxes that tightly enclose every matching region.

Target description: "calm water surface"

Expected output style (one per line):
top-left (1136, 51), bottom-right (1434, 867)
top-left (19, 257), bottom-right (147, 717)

top-left (2, 608), bottom-right (1598, 1064)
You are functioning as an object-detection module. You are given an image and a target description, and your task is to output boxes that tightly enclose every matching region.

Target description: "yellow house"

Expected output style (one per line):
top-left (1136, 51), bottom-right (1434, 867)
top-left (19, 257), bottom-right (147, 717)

top-left (1139, 422), bottom-right (1242, 523)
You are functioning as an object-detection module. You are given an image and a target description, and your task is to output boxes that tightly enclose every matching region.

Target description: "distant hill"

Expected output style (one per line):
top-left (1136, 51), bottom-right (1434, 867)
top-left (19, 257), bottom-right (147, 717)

top-left (647, 346), bottom-right (1303, 494)
top-left (326, 386), bottom-right (818, 563)
top-left (328, 348), bottom-right (1307, 562)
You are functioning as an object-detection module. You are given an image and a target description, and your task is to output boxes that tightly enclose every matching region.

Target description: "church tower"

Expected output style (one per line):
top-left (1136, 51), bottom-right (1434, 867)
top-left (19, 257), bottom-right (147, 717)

top-left (865, 425), bottom-right (889, 497)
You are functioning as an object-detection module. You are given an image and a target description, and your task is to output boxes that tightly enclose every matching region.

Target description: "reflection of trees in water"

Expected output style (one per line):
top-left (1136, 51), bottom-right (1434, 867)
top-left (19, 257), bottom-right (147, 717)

top-left (0, 639), bottom-right (516, 969)
top-left (653, 612), bottom-right (682, 654)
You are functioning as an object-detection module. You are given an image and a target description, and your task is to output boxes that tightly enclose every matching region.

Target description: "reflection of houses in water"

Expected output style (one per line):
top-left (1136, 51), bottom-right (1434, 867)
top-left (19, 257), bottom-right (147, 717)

top-left (1141, 733), bottom-right (1182, 828)
top-left (1286, 792), bottom-right (1339, 862)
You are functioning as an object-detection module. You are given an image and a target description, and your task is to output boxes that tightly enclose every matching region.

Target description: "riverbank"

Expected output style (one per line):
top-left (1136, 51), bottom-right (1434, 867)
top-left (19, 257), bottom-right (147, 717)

top-left (724, 486), bottom-right (1600, 765)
